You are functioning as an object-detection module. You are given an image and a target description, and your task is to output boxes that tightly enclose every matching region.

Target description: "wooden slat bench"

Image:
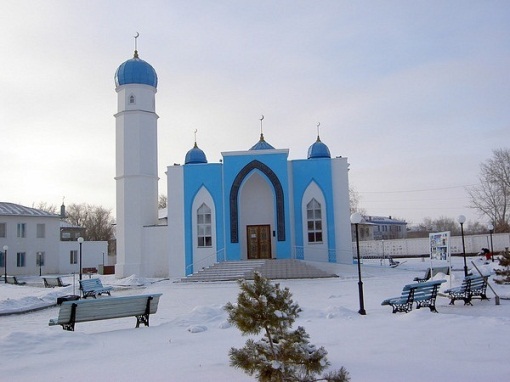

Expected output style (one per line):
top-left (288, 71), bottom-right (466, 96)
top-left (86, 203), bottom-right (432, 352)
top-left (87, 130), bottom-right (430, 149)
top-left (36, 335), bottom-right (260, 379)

top-left (49, 293), bottom-right (163, 331)
top-left (43, 276), bottom-right (70, 288)
top-left (5, 275), bottom-right (26, 285)
top-left (79, 278), bottom-right (113, 299)
top-left (381, 279), bottom-right (446, 313)
top-left (413, 266), bottom-right (450, 283)
top-left (444, 275), bottom-right (489, 305)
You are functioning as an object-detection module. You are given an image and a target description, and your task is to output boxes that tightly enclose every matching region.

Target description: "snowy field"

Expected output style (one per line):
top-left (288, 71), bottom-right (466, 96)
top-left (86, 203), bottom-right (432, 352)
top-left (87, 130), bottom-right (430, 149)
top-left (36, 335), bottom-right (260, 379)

top-left (1, 256), bottom-right (509, 381)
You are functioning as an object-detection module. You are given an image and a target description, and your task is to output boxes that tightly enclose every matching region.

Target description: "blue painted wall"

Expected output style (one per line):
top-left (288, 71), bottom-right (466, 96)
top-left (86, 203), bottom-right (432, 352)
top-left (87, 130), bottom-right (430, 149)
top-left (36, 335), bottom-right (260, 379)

top-left (223, 151), bottom-right (291, 260)
top-left (183, 163), bottom-right (224, 273)
top-left (292, 158), bottom-right (336, 262)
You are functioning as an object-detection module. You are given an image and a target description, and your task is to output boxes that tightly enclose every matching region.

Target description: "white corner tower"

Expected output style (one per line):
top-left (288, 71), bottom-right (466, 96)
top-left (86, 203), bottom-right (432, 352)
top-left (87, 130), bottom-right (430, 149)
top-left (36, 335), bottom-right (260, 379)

top-left (114, 48), bottom-right (159, 278)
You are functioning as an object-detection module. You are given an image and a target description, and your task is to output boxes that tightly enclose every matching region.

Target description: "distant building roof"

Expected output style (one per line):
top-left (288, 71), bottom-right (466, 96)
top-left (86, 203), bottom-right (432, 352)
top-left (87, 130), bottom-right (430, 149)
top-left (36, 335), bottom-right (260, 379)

top-left (364, 215), bottom-right (407, 225)
top-left (0, 202), bottom-right (59, 218)
top-left (59, 221), bottom-right (82, 229)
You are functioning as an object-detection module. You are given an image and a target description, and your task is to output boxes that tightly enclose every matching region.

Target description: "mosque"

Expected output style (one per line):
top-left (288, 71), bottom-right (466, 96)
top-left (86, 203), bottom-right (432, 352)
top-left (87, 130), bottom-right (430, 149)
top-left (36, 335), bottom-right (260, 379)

top-left (113, 47), bottom-right (353, 279)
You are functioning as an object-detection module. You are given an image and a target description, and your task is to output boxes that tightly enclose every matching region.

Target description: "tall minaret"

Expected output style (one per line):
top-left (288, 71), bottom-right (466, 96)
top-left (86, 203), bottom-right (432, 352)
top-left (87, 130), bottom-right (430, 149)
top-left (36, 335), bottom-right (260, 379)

top-left (114, 40), bottom-right (159, 278)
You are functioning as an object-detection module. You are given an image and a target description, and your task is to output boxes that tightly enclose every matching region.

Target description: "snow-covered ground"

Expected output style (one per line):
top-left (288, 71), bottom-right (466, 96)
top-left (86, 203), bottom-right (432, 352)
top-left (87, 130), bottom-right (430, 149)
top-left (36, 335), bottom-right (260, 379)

top-left (1, 256), bottom-right (509, 381)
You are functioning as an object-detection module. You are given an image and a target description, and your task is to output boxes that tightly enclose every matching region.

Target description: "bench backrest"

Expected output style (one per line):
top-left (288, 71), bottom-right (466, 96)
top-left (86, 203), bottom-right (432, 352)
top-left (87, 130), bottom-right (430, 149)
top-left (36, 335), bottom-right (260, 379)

top-left (79, 278), bottom-right (105, 291)
top-left (44, 277), bottom-right (63, 287)
top-left (56, 294), bottom-right (163, 324)
top-left (465, 275), bottom-right (487, 289)
top-left (403, 280), bottom-right (446, 298)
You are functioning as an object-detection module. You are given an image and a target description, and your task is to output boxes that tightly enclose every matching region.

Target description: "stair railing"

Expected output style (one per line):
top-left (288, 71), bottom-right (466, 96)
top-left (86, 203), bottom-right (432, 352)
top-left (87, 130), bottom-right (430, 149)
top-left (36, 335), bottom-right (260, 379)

top-left (185, 248), bottom-right (225, 276)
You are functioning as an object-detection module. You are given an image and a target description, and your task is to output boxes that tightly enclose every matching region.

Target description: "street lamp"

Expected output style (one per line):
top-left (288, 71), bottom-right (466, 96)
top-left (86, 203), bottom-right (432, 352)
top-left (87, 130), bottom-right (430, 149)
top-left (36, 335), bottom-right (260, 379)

top-left (350, 212), bottom-right (366, 315)
top-left (78, 237), bottom-right (84, 281)
top-left (488, 223), bottom-right (494, 262)
top-left (2, 245), bottom-right (7, 284)
top-left (37, 252), bottom-right (42, 276)
top-left (457, 215), bottom-right (468, 277)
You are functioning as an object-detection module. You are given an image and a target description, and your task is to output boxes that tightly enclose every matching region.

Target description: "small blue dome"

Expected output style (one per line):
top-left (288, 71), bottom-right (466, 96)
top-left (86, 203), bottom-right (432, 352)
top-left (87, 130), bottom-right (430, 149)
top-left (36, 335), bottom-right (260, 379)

top-left (307, 136), bottom-right (331, 159)
top-left (115, 51), bottom-right (158, 88)
top-left (185, 143), bottom-right (208, 164)
top-left (250, 134), bottom-right (275, 150)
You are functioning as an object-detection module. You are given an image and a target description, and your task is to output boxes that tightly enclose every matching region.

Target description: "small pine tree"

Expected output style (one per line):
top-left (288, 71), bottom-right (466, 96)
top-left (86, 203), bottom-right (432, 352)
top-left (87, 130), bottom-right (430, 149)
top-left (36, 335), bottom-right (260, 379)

top-left (225, 272), bottom-right (350, 382)
top-left (494, 249), bottom-right (510, 284)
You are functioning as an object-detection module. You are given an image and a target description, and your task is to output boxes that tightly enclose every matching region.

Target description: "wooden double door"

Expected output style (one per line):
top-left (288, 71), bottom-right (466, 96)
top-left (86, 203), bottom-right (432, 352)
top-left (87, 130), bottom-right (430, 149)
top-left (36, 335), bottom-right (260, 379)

top-left (247, 225), bottom-right (272, 259)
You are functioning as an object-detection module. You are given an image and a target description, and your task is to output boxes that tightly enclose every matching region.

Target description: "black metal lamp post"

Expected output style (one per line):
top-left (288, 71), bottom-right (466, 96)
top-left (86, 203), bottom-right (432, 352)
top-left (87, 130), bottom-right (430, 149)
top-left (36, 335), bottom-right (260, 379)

top-left (3, 245), bottom-right (7, 284)
top-left (458, 215), bottom-right (468, 277)
top-left (78, 237), bottom-right (84, 281)
top-left (350, 212), bottom-right (366, 315)
top-left (488, 223), bottom-right (494, 262)
top-left (37, 252), bottom-right (42, 276)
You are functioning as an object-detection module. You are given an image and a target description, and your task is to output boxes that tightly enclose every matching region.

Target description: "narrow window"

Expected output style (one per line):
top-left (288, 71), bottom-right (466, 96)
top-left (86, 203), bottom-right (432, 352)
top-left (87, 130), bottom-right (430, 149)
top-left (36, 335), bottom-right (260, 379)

top-left (0, 251), bottom-right (4, 267)
top-left (37, 224), bottom-right (45, 238)
top-left (129, 94), bottom-right (135, 104)
top-left (0, 223), bottom-right (5, 238)
top-left (197, 203), bottom-right (212, 247)
top-left (307, 199), bottom-right (323, 243)
top-left (16, 252), bottom-right (26, 267)
top-left (17, 223), bottom-right (26, 238)
top-left (70, 250), bottom-right (78, 265)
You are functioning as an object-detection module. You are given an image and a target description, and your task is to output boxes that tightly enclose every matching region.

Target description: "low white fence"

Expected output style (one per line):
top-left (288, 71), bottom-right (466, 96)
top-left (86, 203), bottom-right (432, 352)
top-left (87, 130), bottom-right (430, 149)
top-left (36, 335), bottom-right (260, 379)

top-left (353, 233), bottom-right (510, 259)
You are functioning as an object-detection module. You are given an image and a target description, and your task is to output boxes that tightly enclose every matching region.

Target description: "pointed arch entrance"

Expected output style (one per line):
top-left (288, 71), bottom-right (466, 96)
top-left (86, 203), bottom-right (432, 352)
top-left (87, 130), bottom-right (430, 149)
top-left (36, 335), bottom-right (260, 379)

top-left (229, 160), bottom-right (285, 247)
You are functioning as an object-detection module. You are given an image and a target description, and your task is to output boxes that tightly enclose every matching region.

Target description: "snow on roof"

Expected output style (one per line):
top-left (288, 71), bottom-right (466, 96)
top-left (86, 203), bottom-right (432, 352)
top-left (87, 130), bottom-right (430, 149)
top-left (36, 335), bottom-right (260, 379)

top-left (364, 215), bottom-right (407, 224)
top-left (0, 202), bottom-right (59, 218)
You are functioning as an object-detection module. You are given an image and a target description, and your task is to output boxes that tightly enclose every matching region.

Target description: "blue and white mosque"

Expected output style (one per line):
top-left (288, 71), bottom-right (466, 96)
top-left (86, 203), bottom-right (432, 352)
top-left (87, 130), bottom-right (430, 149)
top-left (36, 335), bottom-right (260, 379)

top-left (114, 48), bottom-right (352, 279)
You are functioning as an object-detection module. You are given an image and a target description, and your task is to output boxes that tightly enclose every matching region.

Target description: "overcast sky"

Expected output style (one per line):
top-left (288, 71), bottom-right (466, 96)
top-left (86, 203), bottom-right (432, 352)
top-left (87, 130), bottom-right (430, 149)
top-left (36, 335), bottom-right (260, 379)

top-left (2, 1), bottom-right (509, 225)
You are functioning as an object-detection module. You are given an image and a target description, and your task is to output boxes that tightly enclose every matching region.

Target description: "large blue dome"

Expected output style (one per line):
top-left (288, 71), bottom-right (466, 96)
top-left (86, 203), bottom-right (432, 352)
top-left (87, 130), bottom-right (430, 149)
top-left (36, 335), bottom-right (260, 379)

top-left (307, 136), bottom-right (331, 159)
top-left (185, 143), bottom-right (208, 164)
top-left (115, 51), bottom-right (158, 88)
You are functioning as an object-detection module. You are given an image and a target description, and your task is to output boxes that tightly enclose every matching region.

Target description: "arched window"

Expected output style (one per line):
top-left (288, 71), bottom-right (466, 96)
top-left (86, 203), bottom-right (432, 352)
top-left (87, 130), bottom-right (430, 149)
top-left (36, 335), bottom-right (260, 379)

top-left (129, 94), bottom-right (135, 104)
top-left (306, 199), bottom-right (323, 243)
top-left (197, 203), bottom-right (212, 247)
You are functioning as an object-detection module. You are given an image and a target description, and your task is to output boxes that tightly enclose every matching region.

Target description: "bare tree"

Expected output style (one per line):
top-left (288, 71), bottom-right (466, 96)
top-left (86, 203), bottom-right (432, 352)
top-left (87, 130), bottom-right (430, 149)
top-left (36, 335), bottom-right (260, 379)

top-left (468, 148), bottom-right (510, 232)
top-left (66, 203), bottom-right (115, 242)
top-left (158, 194), bottom-right (167, 209)
top-left (466, 221), bottom-right (488, 235)
top-left (349, 186), bottom-right (366, 215)
top-left (33, 202), bottom-right (58, 214)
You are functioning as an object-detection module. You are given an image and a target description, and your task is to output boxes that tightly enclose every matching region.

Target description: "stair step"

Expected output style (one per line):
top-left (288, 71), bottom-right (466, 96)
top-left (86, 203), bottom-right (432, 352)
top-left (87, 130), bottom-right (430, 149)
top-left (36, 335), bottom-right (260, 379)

top-left (179, 259), bottom-right (338, 282)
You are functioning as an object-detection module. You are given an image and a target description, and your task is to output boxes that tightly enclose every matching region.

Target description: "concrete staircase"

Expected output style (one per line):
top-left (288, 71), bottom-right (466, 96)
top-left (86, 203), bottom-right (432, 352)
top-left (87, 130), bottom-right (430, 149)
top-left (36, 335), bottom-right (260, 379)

top-left (179, 259), bottom-right (338, 282)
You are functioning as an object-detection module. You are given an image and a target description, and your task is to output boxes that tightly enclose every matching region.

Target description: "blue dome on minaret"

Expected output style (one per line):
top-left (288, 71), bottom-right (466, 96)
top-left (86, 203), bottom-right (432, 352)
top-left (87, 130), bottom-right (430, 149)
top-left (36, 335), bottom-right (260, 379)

top-left (307, 136), bottom-right (331, 159)
top-left (185, 142), bottom-right (208, 164)
top-left (115, 50), bottom-right (158, 88)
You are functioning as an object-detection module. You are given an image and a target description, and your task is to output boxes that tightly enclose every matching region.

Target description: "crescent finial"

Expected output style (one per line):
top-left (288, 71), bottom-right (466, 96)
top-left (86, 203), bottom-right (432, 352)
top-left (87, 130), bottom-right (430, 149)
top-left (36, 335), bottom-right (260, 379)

top-left (133, 32), bottom-right (140, 57)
